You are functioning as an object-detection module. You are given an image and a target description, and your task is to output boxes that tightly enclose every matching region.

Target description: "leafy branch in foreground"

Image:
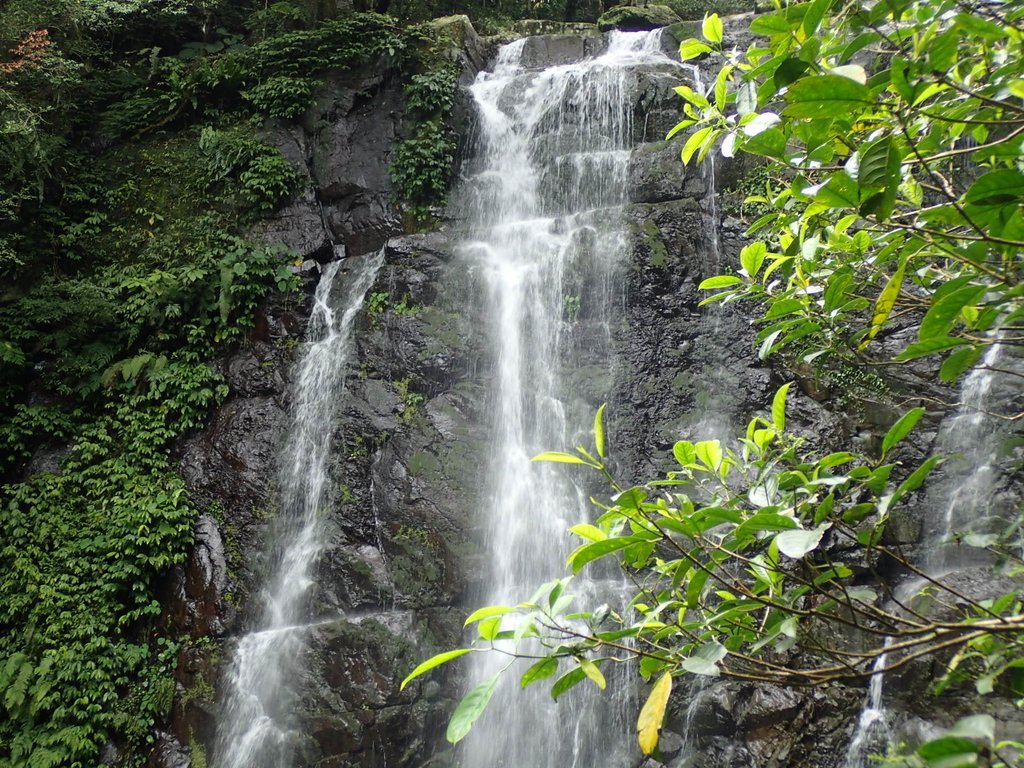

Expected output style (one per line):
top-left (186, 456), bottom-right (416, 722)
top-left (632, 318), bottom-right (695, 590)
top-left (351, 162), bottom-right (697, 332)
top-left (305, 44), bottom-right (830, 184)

top-left (673, 1), bottom-right (1024, 390)
top-left (404, 395), bottom-right (1024, 762)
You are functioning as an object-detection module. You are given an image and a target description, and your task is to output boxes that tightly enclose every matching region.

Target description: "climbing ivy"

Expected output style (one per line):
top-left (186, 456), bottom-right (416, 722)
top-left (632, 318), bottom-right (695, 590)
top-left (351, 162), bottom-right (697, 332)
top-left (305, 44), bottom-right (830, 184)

top-left (390, 62), bottom-right (460, 223)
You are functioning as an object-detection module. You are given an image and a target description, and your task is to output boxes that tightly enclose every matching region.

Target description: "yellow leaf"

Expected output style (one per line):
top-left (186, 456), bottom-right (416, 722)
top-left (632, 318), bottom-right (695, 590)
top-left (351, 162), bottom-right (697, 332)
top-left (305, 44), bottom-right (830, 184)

top-left (861, 258), bottom-right (906, 349)
top-left (637, 672), bottom-right (673, 755)
top-left (580, 659), bottom-right (606, 690)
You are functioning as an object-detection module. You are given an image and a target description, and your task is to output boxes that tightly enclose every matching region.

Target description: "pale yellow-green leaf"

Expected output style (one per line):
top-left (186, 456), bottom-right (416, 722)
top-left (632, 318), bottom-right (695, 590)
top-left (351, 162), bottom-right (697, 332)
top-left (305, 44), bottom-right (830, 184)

top-left (702, 12), bottom-right (724, 44)
top-left (681, 126), bottom-right (713, 164)
top-left (531, 451), bottom-right (595, 466)
top-left (594, 402), bottom-right (607, 458)
top-left (637, 672), bottom-right (673, 755)
top-left (679, 39), bottom-right (713, 61)
top-left (695, 440), bottom-right (723, 471)
top-left (463, 605), bottom-right (515, 627)
top-left (861, 259), bottom-right (906, 348)
top-left (401, 648), bottom-right (474, 690)
top-left (580, 659), bottom-right (606, 690)
top-left (569, 523), bottom-right (607, 542)
top-left (829, 64), bottom-right (867, 84)
top-left (771, 383), bottom-right (791, 432)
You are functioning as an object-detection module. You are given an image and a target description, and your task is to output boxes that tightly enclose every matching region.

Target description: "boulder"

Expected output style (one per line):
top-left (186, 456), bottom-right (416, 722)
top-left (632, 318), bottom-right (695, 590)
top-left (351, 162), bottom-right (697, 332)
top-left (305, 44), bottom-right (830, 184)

top-left (598, 4), bottom-right (683, 31)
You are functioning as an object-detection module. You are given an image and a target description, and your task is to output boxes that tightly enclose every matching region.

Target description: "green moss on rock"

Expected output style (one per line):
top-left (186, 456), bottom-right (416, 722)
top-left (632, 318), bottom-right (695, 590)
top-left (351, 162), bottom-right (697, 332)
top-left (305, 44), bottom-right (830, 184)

top-left (641, 220), bottom-right (670, 268)
top-left (598, 4), bottom-right (682, 31)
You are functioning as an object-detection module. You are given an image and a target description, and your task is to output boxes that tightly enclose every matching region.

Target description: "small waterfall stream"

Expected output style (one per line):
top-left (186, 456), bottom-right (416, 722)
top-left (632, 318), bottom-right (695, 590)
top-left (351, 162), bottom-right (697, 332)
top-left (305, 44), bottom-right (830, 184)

top-left (924, 344), bottom-right (1020, 572)
top-left (215, 250), bottom-right (383, 768)
top-left (454, 30), bottom-right (676, 768)
top-left (843, 342), bottom-right (1024, 766)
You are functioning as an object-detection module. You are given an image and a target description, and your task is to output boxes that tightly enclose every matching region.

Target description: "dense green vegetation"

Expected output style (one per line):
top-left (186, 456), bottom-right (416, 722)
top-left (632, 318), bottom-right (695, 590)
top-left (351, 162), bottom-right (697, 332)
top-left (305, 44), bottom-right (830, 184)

top-left (10, 0), bottom-right (1015, 764)
top-left (0, 0), bottom-right (471, 764)
top-left (408, 1), bottom-right (1024, 766)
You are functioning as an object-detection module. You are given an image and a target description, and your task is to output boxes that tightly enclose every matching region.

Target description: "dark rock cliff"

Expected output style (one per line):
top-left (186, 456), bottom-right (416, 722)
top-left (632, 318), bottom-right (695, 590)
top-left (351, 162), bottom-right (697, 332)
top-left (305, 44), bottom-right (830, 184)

top-left (153, 15), bottom-right (1024, 768)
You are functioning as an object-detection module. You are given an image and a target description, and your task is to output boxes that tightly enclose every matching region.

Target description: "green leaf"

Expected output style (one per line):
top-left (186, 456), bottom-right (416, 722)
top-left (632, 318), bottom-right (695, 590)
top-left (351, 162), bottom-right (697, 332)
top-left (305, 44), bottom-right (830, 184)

top-left (686, 565), bottom-right (711, 608)
top-left (740, 243), bottom-right (767, 278)
top-left (680, 655), bottom-right (721, 676)
top-left (446, 673), bottom-right (500, 743)
top-left (862, 258), bottom-right (906, 347)
top-left (947, 714), bottom-right (995, 741)
top-left (594, 403), bottom-right (607, 459)
top-left (744, 128), bottom-right (787, 158)
top-left (703, 13), bottom-right (724, 44)
top-left (815, 173), bottom-right (860, 208)
top-left (673, 440), bottom-right (696, 466)
top-left (637, 672), bottom-right (672, 755)
top-left (773, 57), bottom-right (810, 89)
top-left (402, 648), bottom-right (474, 690)
top-left (894, 337), bottom-right (969, 361)
top-left (681, 126), bottom-right (713, 165)
top-left (880, 407), bottom-right (925, 459)
top-left (783, 75), bottom-right (870, 119)
top-left (478, 616), bottom-right (502, 640)
top-left (734, 512), bottom-right (799, 539)
top-left (463, 606), bottom-right (515, 627)
top-left (531, 451), bottom-right (596, 466)
top-left (699, 275), bottom-right (743, 289)
top-left (803, 0), bottom-right (833, 36)
top-left (859, 136), bottom-right (901, 188)
top-left (551, 666), bottom-right (586, 701)
top-left (682, 641), bottom-right (728, 675)
top-left (521, 657), bottom-right (558, 688)
top-left (775, 523), bottom-right (830, 558)
top-left (579, 658), bottom-right (606, 690)
top-left (858, 137), bottom-right (902, 220)
top-left (964, 170), bottom-right (1024, 206)
top-left (714, 65), bottom-right (733, 111)
top-left (568, 536), bottom-right (650, 574)
top-left (830, 64), bottom-right (867, 84)
top-left (771, 383), bottom-right (791, 431)
top-left (764, 298), bottom-right (804, 320)
top-left (569, 523), bottom-right (607, 542)
top-left (919, 285), bottom-right (988, 341)
top-left (916, 736), bottom-right (979, 763)
top-left (892, 455), bottom-right (941, 503)
top-left (758, 328), bottom-right (783, 360)
top-left (695, 440), bottom-right (723, 470)
top-left (679, 39), bottom-right (713, 61)
top-left (939, 346), bottom-right (983, 383)
top-left (750, 13), bottom-right (793, 36)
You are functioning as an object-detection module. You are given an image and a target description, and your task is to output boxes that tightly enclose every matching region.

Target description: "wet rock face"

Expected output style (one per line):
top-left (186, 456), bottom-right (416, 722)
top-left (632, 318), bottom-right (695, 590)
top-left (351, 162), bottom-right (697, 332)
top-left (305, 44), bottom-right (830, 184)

top-left (154, 18), bottom-right (1024, 768)
top-left (250, 65), bottom-right (414, 261)
top-left (669, 681), bottom-right (863, 768)
top-left (309, 70), bottom-right (404, 255)
top-left (598, 4), bottom-right (683, 31)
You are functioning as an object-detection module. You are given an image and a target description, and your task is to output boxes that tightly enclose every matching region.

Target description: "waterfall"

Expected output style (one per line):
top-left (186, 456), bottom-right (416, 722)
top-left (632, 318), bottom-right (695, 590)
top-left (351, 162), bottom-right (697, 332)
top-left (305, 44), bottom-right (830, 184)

top-left (925, 343), bottom-right (1022, 571)
top-left (842, 639), bottom-right (893, 768)
top-left (215, 249), bottom-right (383, 768)
top-left (843, 342), bottom-right (1024, 766)
top-left (454, 30), bottom-right (676, 768)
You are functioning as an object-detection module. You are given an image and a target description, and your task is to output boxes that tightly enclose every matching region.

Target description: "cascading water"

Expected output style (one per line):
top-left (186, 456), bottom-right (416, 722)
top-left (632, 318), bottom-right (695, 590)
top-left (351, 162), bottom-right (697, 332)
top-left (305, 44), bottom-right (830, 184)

top-left (454, 30), bottom-right (677, 768)
top-left (924, 343), bottom-right (1023, 571)
top-left (215, 250), bottom-right (383, 768)
top-left (843, 341), bottom-right (1024, 766)
top-left (678, 62), bottom-right (735, 444)
top-left (842, 639), bottom-right (892, 768)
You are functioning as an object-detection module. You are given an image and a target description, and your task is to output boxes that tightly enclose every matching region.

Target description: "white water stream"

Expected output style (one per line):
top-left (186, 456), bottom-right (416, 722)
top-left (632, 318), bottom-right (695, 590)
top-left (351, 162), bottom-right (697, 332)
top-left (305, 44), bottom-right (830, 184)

top-left (844, 342), bottom-right (1023, 766)
top-left (454, 30), bottom-right (677, 768)
top-left (215, 250), bottom-right (383, 768)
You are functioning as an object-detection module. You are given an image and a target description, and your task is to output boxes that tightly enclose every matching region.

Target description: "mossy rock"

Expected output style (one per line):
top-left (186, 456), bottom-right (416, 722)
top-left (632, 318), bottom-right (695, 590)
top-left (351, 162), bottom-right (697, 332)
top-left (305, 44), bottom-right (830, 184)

top-left (597, 4), bottom-right (682, 31)
top-left (661, 0), bottom-right (755, 19)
